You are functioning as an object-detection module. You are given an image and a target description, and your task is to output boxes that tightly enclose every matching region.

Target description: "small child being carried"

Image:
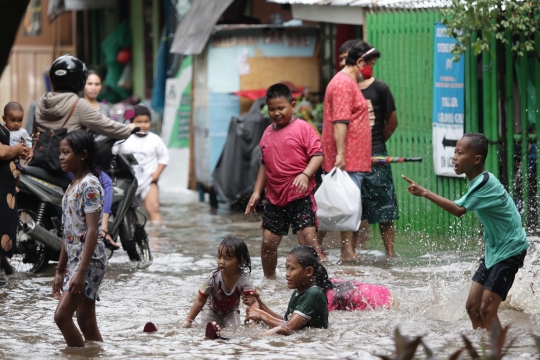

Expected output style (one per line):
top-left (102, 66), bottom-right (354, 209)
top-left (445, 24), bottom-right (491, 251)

top-left (182, 236), bottom-right (257, 329)
top-left (2, 102), bottom-right (33, 191)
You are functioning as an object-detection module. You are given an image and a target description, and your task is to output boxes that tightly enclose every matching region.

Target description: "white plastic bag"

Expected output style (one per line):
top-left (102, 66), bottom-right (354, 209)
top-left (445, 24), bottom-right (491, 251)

top-left (314, 167), bottom-right (362, 231)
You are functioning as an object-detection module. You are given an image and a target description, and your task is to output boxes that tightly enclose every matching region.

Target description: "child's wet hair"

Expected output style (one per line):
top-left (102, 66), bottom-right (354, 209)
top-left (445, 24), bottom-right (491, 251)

top-left (266, 83), bottom-right (293, 104)
top-left (462, 132), bottom-right (488, 164)
top-left (3, 102), bottom-right (23, 115)
top-left (133, 105), bottom-right (152, 120)
top-left (64, 130), bottom-right (101, 180)
top-left (288, 246), bottom-right (333, 291)
top-left (218, 236), bottom-right (251, 275)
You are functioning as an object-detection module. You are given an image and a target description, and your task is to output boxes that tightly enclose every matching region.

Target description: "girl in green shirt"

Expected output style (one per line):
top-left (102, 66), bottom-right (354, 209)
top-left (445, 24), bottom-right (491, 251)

top-left (245, 246), bottom-right (329, 335)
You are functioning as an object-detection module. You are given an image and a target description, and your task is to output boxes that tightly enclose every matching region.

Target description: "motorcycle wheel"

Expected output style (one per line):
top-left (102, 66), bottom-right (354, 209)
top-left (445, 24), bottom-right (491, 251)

top-left (10, 210), bottom-right (49, 273)
top-left (119, 210), bottom-right (152, 263)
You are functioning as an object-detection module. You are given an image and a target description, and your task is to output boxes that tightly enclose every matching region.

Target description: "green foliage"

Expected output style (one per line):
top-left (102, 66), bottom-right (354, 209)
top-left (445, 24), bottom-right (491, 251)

top-left (441, 0), bottom-right (540, 59)
top-left (377, 328), bottom-right (435, 360)
top-left (381, 326), bottom-right (536, 359)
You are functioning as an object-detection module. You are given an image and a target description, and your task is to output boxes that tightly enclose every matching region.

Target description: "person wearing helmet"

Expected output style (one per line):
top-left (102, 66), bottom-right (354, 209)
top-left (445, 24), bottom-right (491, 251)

top-left (34, 55), bottom-right (132, 251)
top-left (34, 55), bottom-right (136, 137)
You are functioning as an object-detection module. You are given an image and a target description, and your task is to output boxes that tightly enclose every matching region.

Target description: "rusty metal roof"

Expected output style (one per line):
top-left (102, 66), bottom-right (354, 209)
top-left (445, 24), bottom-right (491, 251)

top-left (266, 0), bottom-right (450, 8)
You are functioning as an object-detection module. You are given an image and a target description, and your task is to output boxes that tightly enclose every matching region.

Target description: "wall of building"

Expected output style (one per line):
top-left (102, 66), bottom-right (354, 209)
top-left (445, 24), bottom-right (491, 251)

top-left (0, 0), bottom-right (75, 125)
top-left (193, 27), bottom-right (319, 187)
top-left (252, 0), bottom-right (292, 24)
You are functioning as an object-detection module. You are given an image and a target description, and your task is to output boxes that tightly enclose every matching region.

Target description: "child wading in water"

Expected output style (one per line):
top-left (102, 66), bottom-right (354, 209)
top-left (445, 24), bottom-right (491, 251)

top-left (244, 245), bottom-right (329, 335)
top-left (182, 237), bottom-right (257, 330)
top-left (53, 130), bottom-right (108, 347)
top-left (403, 132), bottom-right (529, 332)
top-left (112, 105), bottom-right (169, 226)
top-left (245, 83), bottom-right (325, 279)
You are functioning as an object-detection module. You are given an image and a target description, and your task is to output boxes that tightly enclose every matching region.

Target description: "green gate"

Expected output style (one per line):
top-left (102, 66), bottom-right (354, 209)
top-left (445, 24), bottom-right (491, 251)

top-left (366, 9), bottom-right (479, 238)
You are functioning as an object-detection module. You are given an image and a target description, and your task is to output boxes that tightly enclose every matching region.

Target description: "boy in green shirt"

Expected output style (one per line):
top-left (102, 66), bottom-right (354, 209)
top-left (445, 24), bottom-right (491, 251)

top-left (403, 132), bottom-right (528, 332)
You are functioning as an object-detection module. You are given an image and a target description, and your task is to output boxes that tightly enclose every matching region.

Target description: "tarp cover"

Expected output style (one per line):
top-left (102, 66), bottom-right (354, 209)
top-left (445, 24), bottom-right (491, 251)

top-left (170, 0), bottom-right (234, 55)
top-left (212, 98), bottom-right (270, 210)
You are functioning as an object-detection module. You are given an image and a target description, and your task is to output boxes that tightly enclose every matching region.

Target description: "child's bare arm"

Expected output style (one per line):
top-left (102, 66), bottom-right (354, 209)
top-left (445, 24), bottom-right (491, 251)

top-left (151, 164), bottom-right (166, 183)
top-left (247, 307), bottom-right (308, 335)
top-left (246, 306), bottom-right (285, 328)
top-left (264, 314), bottom-right (309, 335)
top-left (402, 175), bottom-right (466, 217)
top-left (182, 293), bottom-right (207, 327)
top-left (68, 211), bottom-right (100, 295)
top-left (52, 237), bottom-right (68, 300)
top-left (292, 155), bottom-right (323, 193)
top-left (245, 165), bottom-right (266, 215)
top-left (243, 290), bottom-right (284, 319)
top-left (304, 154), bottom-right (323, 177)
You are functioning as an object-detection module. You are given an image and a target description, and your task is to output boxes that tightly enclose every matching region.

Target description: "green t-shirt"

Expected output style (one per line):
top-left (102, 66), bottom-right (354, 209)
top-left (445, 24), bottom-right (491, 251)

top-left (454, 172), bottom-right (529, 268)
top-left (284, 286), bottom-right (328, 329)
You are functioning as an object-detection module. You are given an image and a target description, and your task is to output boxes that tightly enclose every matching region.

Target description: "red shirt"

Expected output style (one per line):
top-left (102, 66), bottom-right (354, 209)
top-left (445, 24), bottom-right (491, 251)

top-left (322, 71), bottom-right (371, 172)
top-left (260, 118), bottom-right (322, 207)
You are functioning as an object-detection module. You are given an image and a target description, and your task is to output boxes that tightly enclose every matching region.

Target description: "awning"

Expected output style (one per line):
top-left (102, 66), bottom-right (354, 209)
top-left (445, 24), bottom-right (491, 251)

top-left (48, 0), bottom-right (118, 22)
top-left (170, 0), bottom-right (235, 55)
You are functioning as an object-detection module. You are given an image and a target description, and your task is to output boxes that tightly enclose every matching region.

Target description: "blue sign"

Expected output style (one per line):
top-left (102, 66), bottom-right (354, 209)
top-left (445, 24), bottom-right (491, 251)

top-left (432, 23), bottom-right (465, 177)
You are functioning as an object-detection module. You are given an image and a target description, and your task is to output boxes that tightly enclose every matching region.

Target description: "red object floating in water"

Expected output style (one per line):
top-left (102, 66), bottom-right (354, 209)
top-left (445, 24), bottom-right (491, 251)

top-left (143, 322), bottom-right (157, 333)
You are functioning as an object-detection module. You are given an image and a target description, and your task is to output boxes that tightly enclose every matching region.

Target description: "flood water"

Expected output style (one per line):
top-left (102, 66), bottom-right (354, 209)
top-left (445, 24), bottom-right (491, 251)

top-left (1, 191), bottom-right (539, 359)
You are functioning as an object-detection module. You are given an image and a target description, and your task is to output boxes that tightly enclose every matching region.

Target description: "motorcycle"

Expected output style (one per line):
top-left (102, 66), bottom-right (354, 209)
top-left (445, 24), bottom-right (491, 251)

top-left (8, 133), bottom-right (152, 273)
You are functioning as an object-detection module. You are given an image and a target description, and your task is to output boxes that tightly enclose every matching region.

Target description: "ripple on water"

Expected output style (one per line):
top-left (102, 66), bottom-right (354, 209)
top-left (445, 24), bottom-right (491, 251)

top-left (1, 193), bottom-right (539, 359)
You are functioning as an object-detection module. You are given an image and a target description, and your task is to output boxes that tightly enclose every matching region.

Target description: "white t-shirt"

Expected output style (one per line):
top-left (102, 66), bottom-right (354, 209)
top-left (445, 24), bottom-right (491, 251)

top-left (112, 132), bottom-right (170, 194)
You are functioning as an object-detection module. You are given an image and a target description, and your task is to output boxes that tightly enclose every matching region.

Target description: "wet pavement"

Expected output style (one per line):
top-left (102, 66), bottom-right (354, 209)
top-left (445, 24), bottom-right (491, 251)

top-left (0, 191), bottom-right (539, 359)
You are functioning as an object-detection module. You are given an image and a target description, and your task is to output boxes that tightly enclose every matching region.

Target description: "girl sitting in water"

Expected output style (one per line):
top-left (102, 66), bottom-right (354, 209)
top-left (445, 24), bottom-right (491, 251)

top-left (244, 245), bottom-right (329, 335)
top-left (182, 236), bottom-right (257, 329)
top-left (244, 247), bottom-right (397, 331)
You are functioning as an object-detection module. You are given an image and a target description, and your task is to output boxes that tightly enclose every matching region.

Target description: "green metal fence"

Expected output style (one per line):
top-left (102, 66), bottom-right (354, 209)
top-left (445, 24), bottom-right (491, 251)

top-left (366, 9), bottom-right (479, 238)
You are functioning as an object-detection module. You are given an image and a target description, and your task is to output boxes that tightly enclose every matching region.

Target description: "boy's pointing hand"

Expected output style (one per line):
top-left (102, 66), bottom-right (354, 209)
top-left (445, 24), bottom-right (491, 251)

top-left (402, 175), bottom-right (427, 197)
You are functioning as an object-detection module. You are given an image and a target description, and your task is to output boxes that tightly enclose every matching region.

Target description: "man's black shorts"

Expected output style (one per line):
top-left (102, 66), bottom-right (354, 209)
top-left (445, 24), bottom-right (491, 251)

top-left (471, 250), bottom-right (527, 301)
top-left (262, 196), bottom-right (317, 236)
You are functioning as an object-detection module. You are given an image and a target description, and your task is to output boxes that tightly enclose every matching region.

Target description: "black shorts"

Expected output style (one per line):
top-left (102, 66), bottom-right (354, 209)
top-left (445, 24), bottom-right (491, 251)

top-left (471, 250), bottom-right (527, 301)
top-left (262, 196), bottom-right (317, 236)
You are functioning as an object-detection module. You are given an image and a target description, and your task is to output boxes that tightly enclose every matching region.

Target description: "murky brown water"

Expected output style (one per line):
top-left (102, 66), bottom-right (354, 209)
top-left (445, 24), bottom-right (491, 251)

top-left (1, 192), bottom-right (539, 359)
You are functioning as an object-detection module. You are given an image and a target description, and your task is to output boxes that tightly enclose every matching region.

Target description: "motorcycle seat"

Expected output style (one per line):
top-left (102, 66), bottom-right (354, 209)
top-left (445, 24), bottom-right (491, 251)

top-left (21, 166), bottom-right (71, 189)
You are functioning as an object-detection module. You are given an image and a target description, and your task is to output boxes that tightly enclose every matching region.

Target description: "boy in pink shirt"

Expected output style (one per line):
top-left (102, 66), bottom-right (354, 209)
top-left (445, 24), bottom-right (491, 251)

top-left (246, 83), bottom-right (325, 278)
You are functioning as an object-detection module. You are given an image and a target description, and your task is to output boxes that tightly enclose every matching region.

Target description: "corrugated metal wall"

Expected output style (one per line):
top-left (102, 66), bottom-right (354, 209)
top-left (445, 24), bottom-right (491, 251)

top-left (366, 9), bottom-right (479, 237)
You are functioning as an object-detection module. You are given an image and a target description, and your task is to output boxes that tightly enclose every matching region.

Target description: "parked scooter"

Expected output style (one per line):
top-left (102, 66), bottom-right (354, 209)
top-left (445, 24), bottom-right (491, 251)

top-left (9, 133), bottom-right (152, 273)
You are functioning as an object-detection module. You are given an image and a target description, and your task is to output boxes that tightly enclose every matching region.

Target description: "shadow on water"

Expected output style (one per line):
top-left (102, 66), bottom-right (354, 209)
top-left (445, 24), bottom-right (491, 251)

top-left (0, 192), bottom-right (538, 359)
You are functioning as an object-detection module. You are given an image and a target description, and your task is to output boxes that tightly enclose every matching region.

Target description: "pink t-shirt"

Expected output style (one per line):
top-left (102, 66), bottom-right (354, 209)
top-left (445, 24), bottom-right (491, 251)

top-left (326, 279), bottom-right (392, 311)
top-left (322, 71), bottom-right (371, 172)
top-left (260, 118), bottom-right (323, 207)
